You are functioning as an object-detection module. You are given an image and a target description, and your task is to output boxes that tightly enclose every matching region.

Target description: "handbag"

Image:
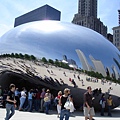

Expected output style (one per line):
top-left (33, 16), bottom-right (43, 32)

top-left (44, 96), bottom-right (49, 102)
top-left (64, 101), bottom-right (71, 109)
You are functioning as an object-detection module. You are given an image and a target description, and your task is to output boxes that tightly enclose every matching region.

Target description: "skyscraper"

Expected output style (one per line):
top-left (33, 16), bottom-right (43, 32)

top-left (112, 10), bottom-right (120, 51)
top-left (72, 0), bottom-right (107, 37)
top-left (14, 4), bottom-right (61, 27)
top-left (78, 0), bottom-right (97, 17)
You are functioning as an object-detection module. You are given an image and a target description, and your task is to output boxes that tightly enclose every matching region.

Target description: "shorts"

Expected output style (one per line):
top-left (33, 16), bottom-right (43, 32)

top-left (84, 107), bottom-right (95, 117)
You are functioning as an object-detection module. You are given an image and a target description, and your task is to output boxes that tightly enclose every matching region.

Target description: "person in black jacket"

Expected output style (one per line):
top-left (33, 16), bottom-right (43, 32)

top-left (5, 84), bottom-right (16, 120)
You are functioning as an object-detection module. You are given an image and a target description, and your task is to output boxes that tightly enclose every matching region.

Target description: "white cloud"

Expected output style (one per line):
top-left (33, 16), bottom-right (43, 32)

top-left (0, 24), bottom-right (12, 37)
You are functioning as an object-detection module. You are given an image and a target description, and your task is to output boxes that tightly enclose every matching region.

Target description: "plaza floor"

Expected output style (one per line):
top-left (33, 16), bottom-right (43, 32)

top-left (1, 107), bottom-right (120, 120)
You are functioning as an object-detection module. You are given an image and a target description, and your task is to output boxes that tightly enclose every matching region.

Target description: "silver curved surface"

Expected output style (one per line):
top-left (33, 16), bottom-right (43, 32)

top-left (0, 20), bottom-right (120, 79)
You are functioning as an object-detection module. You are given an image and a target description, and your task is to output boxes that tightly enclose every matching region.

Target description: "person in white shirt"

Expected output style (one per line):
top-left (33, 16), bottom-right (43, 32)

top-left (19, 87), bottom-right (26, 111)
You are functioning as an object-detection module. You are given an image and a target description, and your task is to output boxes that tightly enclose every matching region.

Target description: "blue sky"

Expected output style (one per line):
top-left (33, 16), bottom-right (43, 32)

top-left (0, 0), bottom-right (119, 37)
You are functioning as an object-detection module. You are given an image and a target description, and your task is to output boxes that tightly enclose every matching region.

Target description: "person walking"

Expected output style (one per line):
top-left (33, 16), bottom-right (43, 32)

top-left (83, 86), bottom-right (95, 120)
top-left (5, 84), bottom-right (16, 120)
top-left (59, 88), bottom-right (70, 120)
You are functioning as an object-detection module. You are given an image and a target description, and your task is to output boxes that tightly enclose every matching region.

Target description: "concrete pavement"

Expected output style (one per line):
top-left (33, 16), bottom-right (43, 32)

top-left (1, 107), bottom-right (120, 120)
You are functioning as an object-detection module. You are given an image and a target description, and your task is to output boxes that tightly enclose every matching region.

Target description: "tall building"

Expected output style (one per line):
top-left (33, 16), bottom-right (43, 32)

top-left (107, 33), bottom-right (113, 43)
top-left (112, 10), bottom-right (120, 51)
top-left (14, 4), bottom-right (61, 27)
top-left (72, 0), bottom-right (107, 37)
top-left (112, 26), bottom-right (120, 50)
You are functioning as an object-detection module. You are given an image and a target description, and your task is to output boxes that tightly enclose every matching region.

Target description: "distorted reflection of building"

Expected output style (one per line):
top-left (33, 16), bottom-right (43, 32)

top-left (62, 55), bottom-right (77, 68)
top-left (76, 49), bottom-right (90, 71)
top-left (89, 55), bottom-right (106, 77)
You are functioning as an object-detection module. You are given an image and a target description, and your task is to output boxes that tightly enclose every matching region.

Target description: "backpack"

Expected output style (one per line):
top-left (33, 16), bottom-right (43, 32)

top-left (54, 97), bottom-right (59, 106)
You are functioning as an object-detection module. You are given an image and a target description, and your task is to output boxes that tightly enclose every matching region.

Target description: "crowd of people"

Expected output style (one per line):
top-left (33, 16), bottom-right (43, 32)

top-left (0, 83), bottom-right (116, 120)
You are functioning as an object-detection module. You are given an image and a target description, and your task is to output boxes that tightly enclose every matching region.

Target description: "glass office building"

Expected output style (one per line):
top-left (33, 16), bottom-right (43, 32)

top-left (14, 4), bottom-right (61, 27)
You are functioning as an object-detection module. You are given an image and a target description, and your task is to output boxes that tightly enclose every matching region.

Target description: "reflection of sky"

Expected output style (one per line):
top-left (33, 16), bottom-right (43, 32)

top-left (0, 20), bottom-right (119, 74)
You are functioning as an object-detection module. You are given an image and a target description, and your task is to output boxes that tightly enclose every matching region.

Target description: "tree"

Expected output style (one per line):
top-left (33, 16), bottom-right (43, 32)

top-left (41, 57), bottom-right (47, 63)
top-left (30, 55), bottom-right (36, 60)
top-left (24, 54), bottom-right (30, 60)
top-left (48, 59), bottom-right (54, 64)
top-left (14, 53), bottom-right (19, 58)
top-left (19, 53), bottom-right (24, 59)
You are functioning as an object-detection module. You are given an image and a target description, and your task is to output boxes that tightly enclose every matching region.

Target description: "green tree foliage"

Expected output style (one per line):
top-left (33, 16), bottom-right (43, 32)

top-left (24, 54), bottom-right (30, 60)
top-left (19, 53), bottom-right (24, 59)
top-left (48, 59), bottom-right (54, 64)
top-left (30, 55), bottom-right (36, 60)
top-left (41, 57), bottom-right (48, 63)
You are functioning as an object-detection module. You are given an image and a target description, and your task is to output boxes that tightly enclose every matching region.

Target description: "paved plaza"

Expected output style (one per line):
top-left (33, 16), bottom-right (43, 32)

top-left (1, 107), bottom-right (120, 120)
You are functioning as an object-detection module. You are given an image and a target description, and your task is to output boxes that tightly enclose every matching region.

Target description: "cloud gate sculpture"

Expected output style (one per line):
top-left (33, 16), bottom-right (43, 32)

top-left (0, 20), bottom-right (120, 110)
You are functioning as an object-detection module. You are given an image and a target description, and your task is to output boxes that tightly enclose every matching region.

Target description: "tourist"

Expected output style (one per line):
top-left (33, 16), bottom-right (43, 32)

top-left (40, 88), bottom-right (45, 112)
top-left (99, 94), bottom-right (106, 116)
top-left (19, 87), bottom-right (27, 111)
top-left (24, 89), bottom-right (34, 112)
top-left (44, 89), bottom-right (51, 114)
top-left (55, 91), bottom-right (62, 118)
top-left (107, 95), bottom-right (113, 117)
top-left (35, 89), bottom-right (41, 111)
top-left (5, 84), bottom-right (16, 120)
top-left (83, 86), bottom-right (95, 120)
top-left (15, 88), bottom-right (20, 109)
top-left (59, 88), bottom-right (70, 120)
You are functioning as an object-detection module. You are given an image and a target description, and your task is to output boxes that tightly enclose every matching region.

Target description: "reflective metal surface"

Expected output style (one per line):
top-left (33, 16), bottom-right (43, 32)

top-left (0, 20), bottom-right (120, 78)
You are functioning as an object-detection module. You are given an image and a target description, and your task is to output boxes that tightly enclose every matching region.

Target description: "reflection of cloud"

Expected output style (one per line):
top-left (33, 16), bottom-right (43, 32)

top-left (0, 24), bottom-right (12, 37)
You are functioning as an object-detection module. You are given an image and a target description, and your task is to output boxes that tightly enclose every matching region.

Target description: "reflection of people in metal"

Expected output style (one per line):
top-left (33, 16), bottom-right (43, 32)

top-left (84, 86), bottom-right (95, 120)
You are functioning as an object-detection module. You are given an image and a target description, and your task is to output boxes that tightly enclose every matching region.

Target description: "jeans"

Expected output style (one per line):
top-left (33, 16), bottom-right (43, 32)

top-left (108, 106), bottom-right (112, 116)
top-left (25, 99), bottom-right (32, 112)
top-left (44, 101), bottom-right (50, 114)
top-left (40, 98), bottom-right (44, 111)
top-left (60, 109), bottom-right (70, 120)
top-left (19, 97), bottom-right (26, 109)
top-left (5, 103), bottom-right (15, 120)
top-left (35, 99), bottom-right (40, 111)
top-left (101, 106), bottom-right (104, 116)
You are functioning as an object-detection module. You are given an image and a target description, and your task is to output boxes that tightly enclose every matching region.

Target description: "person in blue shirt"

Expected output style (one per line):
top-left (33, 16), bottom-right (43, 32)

top-left (24, 89), bottom-right (34, 112)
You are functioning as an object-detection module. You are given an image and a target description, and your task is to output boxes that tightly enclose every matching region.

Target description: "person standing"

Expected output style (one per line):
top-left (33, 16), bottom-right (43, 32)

top-left (40, 88), bottom-right (45, 112)
top-left (84, 86), bottom-right (95, 120)
top-left (107, 95), bottom-right (113, 117)
top-left (55, 91), bottom-right (62, 118)
top-left (59, 88), bottom-right (70, 120)
top-left (5, 84), bottom-right (16, 120)
top-left (100, 94), bottom-right (106, 116)
top-left (19, 87), bottom-right (27, 111)
top-left (15, 88), bottom-right (20, 109)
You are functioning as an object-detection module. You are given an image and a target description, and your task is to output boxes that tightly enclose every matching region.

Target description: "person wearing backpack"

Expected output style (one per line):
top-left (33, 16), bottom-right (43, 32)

top-left (99, 94), bottom-right (106, 116)
top-left (55, 91), bottom-right (62, 118)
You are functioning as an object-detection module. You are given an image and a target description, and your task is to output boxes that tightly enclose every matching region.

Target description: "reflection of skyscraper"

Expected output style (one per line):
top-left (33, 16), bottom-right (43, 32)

top-left (112, 66), bottom-right (119, 80)
top-left (89, 55), bottom-right (106, 76)
top-left (76, 49), bottom-right (90, 71)
top-left (63, 55), bottom-right (67, 61)
top-left (14, 4), bottom-right (61, 27)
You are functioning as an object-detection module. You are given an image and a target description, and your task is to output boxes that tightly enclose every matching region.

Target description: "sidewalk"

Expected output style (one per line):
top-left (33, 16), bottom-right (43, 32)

top-left (0, 107), bottom-right (120, 120)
